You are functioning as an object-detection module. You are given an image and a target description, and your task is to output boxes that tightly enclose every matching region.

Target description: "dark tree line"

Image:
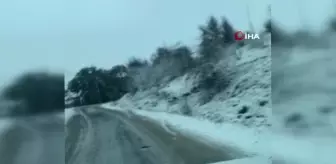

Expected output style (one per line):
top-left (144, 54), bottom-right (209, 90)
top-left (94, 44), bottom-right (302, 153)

top-left (66, 65), bottom-right (130, 106)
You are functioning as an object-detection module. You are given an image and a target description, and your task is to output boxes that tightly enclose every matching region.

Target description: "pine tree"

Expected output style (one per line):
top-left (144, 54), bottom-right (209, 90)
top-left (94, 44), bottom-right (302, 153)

top-left (220, 18), bottom-right (235, 45)
top-left (199, 16), bottom-right (222, 62)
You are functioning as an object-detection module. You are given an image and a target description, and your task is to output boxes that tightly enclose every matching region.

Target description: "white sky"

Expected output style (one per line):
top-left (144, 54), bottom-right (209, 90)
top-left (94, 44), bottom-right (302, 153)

top-left (0, 0), bottom-right (333, 85)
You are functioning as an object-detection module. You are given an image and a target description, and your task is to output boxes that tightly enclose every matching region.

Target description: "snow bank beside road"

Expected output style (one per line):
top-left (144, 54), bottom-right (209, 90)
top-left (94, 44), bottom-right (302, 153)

top-left (101, 103), bottom-right (267, 158)
top-left (101, 103), bottom-right (336, 164)
top-left (136, 110), bottom-right (335, 164)
top-left (134, 109), bottom-right (268, 157)
top-left (0, 118), bottom-right (12, 134)
top-left (65, 108), bottom-right (77, 123)
top-left (209, 156), bottom-right (270, 164)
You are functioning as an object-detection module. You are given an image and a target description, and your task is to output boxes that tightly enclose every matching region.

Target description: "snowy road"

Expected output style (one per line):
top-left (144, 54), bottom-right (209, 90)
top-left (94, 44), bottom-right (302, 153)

top-left (65, 106), bottom-right (248, 164)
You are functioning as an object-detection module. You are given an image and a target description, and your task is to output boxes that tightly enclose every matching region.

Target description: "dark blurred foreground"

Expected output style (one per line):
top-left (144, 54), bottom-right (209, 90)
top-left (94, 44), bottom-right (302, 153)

top-left (0, 70), bottom-right (65, 164)
top-left (0, 113), bottom-right (64, 164)
top-left (0, 71), bottom-right (64, 116)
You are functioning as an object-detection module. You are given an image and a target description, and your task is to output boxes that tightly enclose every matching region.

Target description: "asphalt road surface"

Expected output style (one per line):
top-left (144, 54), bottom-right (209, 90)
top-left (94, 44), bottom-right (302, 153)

top-left (0, 105), bottom-right (250, 164)
top-left (65, 106), bottom-right (248, 164)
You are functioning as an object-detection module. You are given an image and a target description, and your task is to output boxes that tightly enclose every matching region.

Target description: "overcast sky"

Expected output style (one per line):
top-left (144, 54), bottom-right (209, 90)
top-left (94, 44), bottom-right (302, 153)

top-left (0, 0), bottom-right (333, 85)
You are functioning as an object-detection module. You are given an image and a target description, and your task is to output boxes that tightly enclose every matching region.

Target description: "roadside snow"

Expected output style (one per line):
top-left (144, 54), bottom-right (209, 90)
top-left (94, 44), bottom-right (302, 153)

top-left (134, 110), bottom-right (268, 156)
top-left (136, 108), bottom-right (335, 164)
top-left (65, 108), bottom-right (77, 123)
top-left (0, 118), bottom-right (12, 134)
top-left (209, 156), bottom-right (270, 164)
top-left (160, 75), bottom-right (194, 97)
top-left (100, 104), bottom-right (335, 164)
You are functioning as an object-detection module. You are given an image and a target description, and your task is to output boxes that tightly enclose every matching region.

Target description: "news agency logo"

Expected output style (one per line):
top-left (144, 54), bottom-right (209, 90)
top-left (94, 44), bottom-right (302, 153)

top-left (234, 31), bottom-right (260, 41)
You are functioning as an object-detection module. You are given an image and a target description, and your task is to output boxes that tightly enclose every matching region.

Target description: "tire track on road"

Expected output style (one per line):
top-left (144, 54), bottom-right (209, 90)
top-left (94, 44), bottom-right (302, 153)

top-left (66, 106), bottom-right (248, 164)
top-left (97, 107), bottom-right (248, 164)
top-left (65, 114), bottom-right (89, 164)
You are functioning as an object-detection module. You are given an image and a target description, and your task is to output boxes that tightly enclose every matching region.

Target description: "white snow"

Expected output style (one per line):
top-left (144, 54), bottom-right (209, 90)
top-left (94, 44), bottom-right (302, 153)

top-left (159, 75), bottom-right (194, 97)
top-left (209, 156), bottom-right (270, 164)
top-left (0, 118), bottom-right (12, 134)
top-left (134, 110), bottom-right (268, 155)
top-left (65, 107), bottom-right (77, 123)
top-left (101, 104), bottom-right (335, 164)
top-left (115, 45), bottom-right (271, 128)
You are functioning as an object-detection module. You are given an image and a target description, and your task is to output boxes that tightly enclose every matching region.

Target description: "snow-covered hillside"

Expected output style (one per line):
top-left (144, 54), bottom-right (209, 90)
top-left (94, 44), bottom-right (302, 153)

top-left (113, 31), bottom-right (336, 139)
top-left (105, 31), bottom-right (336, 164)
top-left (114, 43), bottom-right (271, 129)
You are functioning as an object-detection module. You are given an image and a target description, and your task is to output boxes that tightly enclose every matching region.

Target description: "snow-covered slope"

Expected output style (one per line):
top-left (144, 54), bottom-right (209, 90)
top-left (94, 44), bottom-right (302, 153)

top-left (107, 32), bottom-right (336, 164)
top-left (209, 156), bottom-right (270, 164)
top-left (115, 44), bottom-right (271, 129)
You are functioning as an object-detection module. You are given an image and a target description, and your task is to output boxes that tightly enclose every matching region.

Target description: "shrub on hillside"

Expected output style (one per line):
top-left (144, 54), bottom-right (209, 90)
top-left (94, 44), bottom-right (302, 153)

top-left (127, 57), bottom-right (151, 92)
top-left (149, 45), bottom-right (195, 87)
top-left (127, 57), bottom-right (149, 68)
top-left (197, 62), bottom-right (231, 104)
top-left (180, 97), bottom-right (192, 116)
